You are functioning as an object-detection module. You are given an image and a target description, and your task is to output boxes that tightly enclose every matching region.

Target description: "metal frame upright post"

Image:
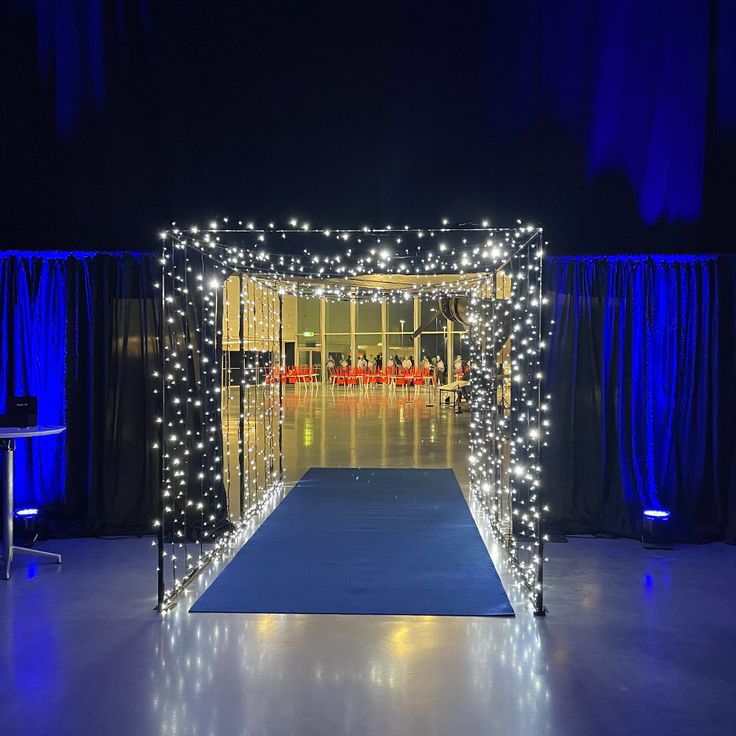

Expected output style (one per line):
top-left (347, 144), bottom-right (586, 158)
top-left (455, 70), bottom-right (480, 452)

top-left (278, 294), bottom-right (284, 482)
top-left (156, 242), bottom-right (167, 609)
top-left (239, 274), bottom-right (246, 521)
top-left (534, 230), bottom-right (545, 615)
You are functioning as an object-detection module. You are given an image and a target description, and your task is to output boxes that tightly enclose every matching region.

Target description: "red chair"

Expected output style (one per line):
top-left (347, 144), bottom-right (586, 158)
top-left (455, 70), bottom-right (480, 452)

top-left (394, 369), bottom-right (409, 391)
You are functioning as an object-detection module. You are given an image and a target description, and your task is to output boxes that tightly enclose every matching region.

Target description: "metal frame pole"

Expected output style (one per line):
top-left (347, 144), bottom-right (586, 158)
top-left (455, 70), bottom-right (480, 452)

top-left (1, 437), bottom-right (61, 581)
top-left (278, 294), bottom-right (284, 482)
top-left (534, 230), bottom-right (546, 616)
top-left (239, 274), bottom-right (246, 520)
top-left (156, 244), bottom-right (167, 608)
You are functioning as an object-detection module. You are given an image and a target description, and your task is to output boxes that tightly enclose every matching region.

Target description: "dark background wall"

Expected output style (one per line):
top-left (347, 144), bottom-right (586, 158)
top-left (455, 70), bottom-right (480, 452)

top-left (2, 0), bottom-right (735, 254)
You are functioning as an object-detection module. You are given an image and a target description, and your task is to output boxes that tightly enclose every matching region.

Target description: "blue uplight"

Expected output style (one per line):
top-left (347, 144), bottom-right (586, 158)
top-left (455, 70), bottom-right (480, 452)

top-left (643, 509), bottom-right (671, 520)
top-left (15, 508), bottom-right (39, 518)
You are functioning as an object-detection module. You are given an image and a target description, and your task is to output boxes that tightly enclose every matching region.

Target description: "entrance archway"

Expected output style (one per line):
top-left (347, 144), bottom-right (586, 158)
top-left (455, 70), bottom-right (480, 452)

top-left (156, 222), bottom-right (546, 613)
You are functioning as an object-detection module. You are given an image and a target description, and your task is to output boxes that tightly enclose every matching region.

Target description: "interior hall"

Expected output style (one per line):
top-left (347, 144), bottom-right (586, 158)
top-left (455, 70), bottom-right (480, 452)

top-left (2, 3), bottom-right (736, 736)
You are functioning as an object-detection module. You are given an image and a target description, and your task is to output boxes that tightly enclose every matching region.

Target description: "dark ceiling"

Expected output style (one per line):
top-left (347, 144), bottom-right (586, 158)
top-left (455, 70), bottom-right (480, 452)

top-left (2, 1), bottom-right (735, 254)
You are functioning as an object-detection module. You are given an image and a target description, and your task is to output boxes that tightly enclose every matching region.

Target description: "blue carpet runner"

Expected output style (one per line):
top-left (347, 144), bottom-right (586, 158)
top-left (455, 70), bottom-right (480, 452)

top-left (191, 467), bottom-right (514, 616)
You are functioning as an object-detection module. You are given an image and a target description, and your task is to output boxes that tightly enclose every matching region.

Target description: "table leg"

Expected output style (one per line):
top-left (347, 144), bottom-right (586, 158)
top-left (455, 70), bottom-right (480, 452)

top-left (1, 438), bottom-right (14, 580)
top-left (13, 546), bottom-right (62, 563)
top-left (1, 437), bottom-right (62, 580)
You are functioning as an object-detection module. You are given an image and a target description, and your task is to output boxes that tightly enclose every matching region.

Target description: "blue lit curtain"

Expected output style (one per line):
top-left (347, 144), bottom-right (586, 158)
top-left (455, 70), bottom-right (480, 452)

top-left (0, 252), bottom-right (158, 534)
top-left (3, 251), bottom-right (735, 541)
top-left (0, 257), bottom-right (66, 509)
top-left (34, 0), bottom-right (150, 136)
top-left (544, 256), bottom-right (736, 542)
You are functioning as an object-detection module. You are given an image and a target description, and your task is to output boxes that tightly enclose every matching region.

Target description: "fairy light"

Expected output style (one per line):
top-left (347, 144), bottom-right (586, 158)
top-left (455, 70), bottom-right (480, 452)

top-left (156, 220), bottom-right (547, 613)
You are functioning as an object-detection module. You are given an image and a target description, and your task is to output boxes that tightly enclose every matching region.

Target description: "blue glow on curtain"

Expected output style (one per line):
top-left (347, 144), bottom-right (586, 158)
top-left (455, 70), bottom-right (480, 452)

top-left (34, 0), bottom-right (148, 136)
top-left (586, 2), bottom-right (709, 224)
top-left (486, 1), bottom-right (723, 225)
top-left (716, 0), bottom-right (736, 129)
top-left (544, 255), bottom-right (725, 538)
top-left (1, 250), bottom-right (732, 539)
top-left (0, 250), bottom-right (144, 510)
top-left (0, 257), bottom-right (66, 508)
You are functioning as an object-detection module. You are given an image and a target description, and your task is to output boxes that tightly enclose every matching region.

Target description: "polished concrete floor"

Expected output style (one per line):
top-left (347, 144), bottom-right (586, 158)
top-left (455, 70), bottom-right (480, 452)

top-left (279, 384), bottom-right (472, 489)
top-left (2, 386), bottom-right (735, 736)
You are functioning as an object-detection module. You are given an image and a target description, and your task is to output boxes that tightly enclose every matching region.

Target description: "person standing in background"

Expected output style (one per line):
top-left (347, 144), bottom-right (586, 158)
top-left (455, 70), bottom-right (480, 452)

top-left (435, 355), bottom-right (445, 385)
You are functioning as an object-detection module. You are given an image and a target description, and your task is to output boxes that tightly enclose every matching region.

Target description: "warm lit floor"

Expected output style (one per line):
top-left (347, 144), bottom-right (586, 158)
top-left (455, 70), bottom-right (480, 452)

top-left (2, 386), bottom-right (735, 736)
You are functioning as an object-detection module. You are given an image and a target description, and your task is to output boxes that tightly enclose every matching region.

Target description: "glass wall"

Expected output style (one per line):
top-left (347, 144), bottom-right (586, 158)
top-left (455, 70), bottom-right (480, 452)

top-left (386, 299), bottom-right (414, 363)
top-left (298, 298), bottom-right (320, 336)
top-left (326, 336), bottom-right (351, 366)
top-left (386, 335), bottom-right (410, 361)
top-left (420, 331), bottom-right (446, 364)
top-left (356, 334), bottom-right (382, 362)
top-left (357, 302), bottom-right (381, 332)
top-left (355, 301), bottom-right (381, 364)
top-left (298, 349), bottom-right (321, 372)
top-left (414, 302), bottom-right (440, 365)
top-left (387, 300), bottom-right (414, 333)
top-left (292, 293), bottom-right (461, 379)
top-left (452, 330), bottom-right (470, 376)
top-left (326, 300), bottom-right (350, 333)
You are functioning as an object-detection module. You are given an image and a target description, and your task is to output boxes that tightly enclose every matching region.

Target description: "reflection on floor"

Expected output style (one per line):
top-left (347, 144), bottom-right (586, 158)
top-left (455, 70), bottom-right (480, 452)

top-left (1, 385), bottom-right (735, 736)
top-left (280, 385), bottom-right (471, 489)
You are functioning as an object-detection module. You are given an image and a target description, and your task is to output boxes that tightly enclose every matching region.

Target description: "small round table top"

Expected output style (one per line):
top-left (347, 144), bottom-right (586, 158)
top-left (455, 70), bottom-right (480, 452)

top-left (0, 425), bottom-right (66, 439)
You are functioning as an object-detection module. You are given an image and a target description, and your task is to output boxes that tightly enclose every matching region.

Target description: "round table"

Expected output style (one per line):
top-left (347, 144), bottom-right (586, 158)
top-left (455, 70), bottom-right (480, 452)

top-left (1, 425), bottom-right (66, 580)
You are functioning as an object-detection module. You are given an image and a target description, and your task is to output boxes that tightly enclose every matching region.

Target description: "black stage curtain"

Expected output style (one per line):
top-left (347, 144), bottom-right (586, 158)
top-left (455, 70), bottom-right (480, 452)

top-left (0, 252), bottom-right (159, 536)
top-left (3, 251), bottom-right (734, 542)
top-left (64, 254), bottom-right (160, 535)
top-left (544, 255), bottom-right (736, 543)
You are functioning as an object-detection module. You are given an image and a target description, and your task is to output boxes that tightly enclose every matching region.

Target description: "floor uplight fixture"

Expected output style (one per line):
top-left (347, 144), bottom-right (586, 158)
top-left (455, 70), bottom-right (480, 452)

top-left (642, 509), bottom-right (672, 549)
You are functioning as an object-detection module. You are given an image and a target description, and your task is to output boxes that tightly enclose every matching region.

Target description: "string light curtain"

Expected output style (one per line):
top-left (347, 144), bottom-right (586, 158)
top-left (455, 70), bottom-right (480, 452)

top-left (157, 222), bottom-right (547, 613)
top-left (156, 240), bottom-right (283, 609)
top-left (470, 236), bottom-right (546, 611)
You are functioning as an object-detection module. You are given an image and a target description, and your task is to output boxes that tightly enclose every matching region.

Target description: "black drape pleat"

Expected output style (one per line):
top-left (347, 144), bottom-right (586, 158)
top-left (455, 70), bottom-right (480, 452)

top-left (543, 256), bottom-right (736, 543)
top-left (0, 252), bottom-right (160, 535)
top-left (64, 254), bottom-right (160, 534)
top-left (3, 251), bottom-right (735, 542)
